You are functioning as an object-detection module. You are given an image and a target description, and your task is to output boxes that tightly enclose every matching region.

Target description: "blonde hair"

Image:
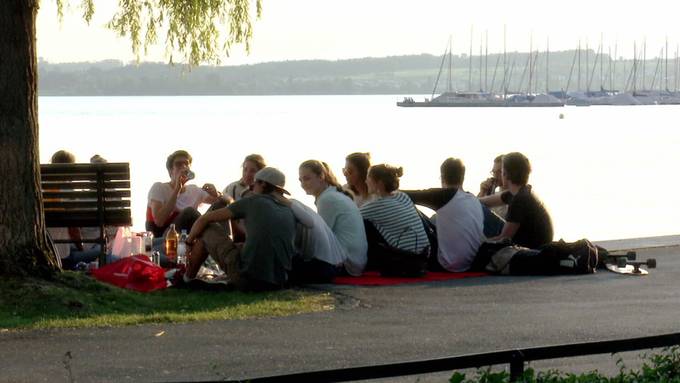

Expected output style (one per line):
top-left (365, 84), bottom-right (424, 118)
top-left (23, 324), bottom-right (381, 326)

top-left (368, 164), bottom-right (403, 193)
top-left (300, 160), bottom-right (353, 199)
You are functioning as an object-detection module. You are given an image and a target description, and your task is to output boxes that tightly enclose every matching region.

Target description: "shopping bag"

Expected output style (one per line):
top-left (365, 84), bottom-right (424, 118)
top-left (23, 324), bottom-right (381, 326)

top-left (91, 255), bottom-right (168, 292)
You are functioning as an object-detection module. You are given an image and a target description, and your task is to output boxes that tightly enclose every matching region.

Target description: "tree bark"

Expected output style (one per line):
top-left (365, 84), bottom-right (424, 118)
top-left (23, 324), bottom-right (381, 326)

top-left (0, 0), bottom-right (60, 276)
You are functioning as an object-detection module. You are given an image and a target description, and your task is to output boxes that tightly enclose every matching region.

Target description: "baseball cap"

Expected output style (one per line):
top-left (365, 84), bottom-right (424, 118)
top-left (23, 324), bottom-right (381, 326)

top-left (254, 167), bottom-right (290, 195)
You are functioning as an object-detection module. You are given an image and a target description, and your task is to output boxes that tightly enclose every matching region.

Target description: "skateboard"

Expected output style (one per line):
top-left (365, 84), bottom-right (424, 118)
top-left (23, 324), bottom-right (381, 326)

top-left (601, 251), bottom-right (656, 275)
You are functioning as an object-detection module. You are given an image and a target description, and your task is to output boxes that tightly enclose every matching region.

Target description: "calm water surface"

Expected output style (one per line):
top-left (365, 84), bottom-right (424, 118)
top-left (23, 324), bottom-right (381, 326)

top-left (38, 95), bottom-right (680, 241)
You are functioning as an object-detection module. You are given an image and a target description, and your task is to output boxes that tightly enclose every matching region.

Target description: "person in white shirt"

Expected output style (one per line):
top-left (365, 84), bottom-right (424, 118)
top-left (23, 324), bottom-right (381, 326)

top-left (404, 158), bottom-right (504, 272)
top-left (298, 160), bottom-right (368, 276)
top-left (146, 150), bottom-right (221, 238)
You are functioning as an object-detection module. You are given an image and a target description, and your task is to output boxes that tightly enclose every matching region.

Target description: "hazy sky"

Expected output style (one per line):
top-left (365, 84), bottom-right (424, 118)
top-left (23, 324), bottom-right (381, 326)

top-left (37, 0), bottom-right (680, 64)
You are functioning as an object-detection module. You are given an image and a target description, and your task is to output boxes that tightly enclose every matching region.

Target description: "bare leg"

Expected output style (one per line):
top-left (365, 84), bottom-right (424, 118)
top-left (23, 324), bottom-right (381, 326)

top-left (201, 222), bottom-right (241, 284)
top-left (186, 239), bottom-right (209, 279)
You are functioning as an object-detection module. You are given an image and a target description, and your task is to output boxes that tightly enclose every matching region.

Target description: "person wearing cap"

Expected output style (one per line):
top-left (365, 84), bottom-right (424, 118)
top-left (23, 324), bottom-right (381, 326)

top-left (221, 154), bottom-right (267, 242)
top-left (185, 167), bottom-right (297, 291)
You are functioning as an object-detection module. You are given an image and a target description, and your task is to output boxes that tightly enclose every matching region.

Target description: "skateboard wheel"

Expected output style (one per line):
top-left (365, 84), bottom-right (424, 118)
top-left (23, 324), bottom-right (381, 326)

top-left (616, 257), bottom-right (627, 268)
top-left (647, 259), bottom-right (657, 268)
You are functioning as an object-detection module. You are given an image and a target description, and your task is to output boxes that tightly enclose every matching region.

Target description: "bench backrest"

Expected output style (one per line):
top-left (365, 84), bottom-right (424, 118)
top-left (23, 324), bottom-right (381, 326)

top-left (41, 162), bottom-right (132, 228)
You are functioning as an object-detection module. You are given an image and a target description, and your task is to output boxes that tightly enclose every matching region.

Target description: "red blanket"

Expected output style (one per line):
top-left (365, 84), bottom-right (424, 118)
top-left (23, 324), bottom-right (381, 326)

top-left (333, 271), bottom-right (488, 286)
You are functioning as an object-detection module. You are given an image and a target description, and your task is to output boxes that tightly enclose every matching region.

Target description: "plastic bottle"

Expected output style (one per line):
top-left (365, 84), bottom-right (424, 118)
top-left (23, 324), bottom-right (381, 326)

top-left (165, 224), bottom-right (179, 263)
top-left (177, 229), bottom-right (188, 265)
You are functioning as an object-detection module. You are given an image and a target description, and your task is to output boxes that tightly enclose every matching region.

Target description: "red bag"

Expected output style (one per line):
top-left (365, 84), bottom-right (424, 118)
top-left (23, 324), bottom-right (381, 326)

top-left (92, 255), bottom-right (167, 292)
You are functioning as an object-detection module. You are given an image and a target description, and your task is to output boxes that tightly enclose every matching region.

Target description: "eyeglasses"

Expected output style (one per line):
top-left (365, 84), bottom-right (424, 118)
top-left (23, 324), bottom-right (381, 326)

top-left (342, 168), bottom-right (352, 175)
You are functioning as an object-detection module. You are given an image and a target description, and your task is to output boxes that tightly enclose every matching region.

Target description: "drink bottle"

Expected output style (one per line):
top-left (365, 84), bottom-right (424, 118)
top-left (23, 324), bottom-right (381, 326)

top-left (165, 224), bottom-right (179, 263)
top-left (177, 229), bottom-right (188, 265)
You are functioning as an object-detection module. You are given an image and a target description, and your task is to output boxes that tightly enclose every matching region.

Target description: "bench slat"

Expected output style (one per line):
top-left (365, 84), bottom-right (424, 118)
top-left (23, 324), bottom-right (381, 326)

top-left (45, 209), bottom-right (132, 227)
top-left (41, 173), bottom-right (130, 182)
top-left (43, 190), bottom-right (131, 199)
top-left (41, 162), bottom-right (130, 175)
top-left (41, 181), bottom-right (131, 190)
top-left (44, 200), bottom-right (131, 209)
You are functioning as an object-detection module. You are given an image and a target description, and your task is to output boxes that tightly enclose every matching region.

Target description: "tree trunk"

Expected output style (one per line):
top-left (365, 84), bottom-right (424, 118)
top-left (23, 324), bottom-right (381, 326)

top-left (0, 0), bottom-right (60, 277)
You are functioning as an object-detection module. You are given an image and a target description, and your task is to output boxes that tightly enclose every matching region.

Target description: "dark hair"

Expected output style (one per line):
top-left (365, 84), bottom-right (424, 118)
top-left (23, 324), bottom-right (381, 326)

top-left (345, 152), bottom-right (371, 178)
top-left (90, 154), bottom-right (107, 164)
top-left (502, 152), bottom-right (531, 185)
top-left (440, 158), bottom-right (465, 186)
top-left (259, 180), bottom-right (278, 194)
top-left (494, 154), bottom-right (504, 164)
top-left (300, 159), bottom-right (353, 199)
top-left (165, 150), bottom-right (192, 174)
top-left (368, 164), bottom-right (403, 193)
top-left (243, 154), bottom-right (266, 170)
top-left (51, 150), bottom-right (76, 164)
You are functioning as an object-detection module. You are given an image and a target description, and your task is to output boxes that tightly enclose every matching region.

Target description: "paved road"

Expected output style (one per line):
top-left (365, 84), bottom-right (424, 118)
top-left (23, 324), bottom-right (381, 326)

top-left (1, 246), bottom-right (679, 382)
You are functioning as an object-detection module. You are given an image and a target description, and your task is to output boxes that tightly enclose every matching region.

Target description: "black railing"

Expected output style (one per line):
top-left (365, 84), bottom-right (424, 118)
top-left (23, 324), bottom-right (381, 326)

top-left (216, 332), bottom-right (680, 383)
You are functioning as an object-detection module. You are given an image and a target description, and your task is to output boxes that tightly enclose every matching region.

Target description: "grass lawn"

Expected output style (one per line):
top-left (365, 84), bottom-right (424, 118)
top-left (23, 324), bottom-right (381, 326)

top-left (0, 271), bottom-right (334, 331)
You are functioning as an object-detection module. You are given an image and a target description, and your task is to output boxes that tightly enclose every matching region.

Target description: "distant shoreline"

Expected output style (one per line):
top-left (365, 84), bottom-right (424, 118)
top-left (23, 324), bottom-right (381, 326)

top-left (39, 49), bottom-right (675, 97)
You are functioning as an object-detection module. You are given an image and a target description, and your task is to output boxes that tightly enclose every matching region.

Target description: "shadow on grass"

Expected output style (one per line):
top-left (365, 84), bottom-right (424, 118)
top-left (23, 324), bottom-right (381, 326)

top-left (0, 271), bottom-right (333, 330)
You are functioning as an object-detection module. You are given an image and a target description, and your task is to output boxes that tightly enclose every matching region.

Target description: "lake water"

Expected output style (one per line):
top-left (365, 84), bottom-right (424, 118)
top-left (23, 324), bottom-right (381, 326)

top-left (38, 95), bottom-right (680, 242)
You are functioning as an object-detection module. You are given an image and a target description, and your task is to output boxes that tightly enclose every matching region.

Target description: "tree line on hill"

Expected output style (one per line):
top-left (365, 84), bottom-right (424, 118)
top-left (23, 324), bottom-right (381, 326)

top-left (37, 50), bottom-right (678, 96)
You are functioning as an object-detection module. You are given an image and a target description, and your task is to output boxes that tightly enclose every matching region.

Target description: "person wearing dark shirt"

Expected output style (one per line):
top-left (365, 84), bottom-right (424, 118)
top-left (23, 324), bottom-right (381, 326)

top-left (186, 167), bottom-right (297, 291)
top-left (480, 152), bottom-right (553, 249)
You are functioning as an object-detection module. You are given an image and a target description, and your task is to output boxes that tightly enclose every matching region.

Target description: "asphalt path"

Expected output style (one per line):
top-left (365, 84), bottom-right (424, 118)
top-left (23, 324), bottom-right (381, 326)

top-left (1, 246), bottom-right (679, 382)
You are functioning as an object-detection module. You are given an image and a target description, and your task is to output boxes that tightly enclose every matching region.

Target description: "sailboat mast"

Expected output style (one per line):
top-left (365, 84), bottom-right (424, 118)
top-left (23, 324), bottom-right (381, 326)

top-left (577, 40), bottom-right (581, 92)
top-left (468, 26), bottom-right (473, 91)
top-left (613, 41), bottom-right (618, 91)
top-left (448, 37), bottom-right (452, 92)
top-left (503, 25), bottom-right (507, 99)
top-left (633, 41), bottom-right (637, 93)
top-left (479, 35), bottom-right (483, 92)
top-left (600, 34), bottom-right (604, 90)
top-left (564, 45), bottom-right (578, 97)
top-left (642, 38), bottom-right (646, 90)
top-left (665, 37), bottom-right (669, 90)
top-left (607, 46), bottom-right (614, 91)
top-left (673, 44), bottom-right (680, 92)
top-left (546, 37), bottom-right (550, 93)
top-left (528, 33), bottom-right (533, 94)
top-left (432, 38), bottom-right (450, 100)
top-left (485, 30), bottom-right (489, 92)
top-left (585, 40), bottom-right (590, 93)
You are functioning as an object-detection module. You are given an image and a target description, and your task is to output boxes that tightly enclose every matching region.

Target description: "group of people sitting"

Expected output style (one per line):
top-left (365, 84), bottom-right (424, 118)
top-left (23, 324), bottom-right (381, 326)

top-left (144, 149), bottom-right (558, 291)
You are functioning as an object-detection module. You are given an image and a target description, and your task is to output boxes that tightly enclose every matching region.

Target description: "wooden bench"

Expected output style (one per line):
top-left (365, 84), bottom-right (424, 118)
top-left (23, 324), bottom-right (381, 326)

top-left (41, 162), bottom-right (132, 264)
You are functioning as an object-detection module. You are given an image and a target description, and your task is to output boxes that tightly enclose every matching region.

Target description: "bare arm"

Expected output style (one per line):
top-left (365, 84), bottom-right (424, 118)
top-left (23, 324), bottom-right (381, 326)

top-left (201, 183), bottom-right (221, 204)
top-left (149, 195), bottom-right (178, 227)
top-left (489, 221), bottom-right (520, 242)
top-left (479, 193), bottom-right (504, 207)
top-left (478, 178), bottom-right (497, 197)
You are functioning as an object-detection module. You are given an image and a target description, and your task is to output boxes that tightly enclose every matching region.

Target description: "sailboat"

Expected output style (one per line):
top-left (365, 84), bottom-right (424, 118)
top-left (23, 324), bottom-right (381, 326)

top-left (397, 35), bottom-right (563, 108)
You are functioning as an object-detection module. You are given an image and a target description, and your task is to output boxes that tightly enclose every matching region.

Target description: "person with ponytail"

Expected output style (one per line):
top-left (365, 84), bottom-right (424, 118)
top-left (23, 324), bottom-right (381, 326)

top-left (360, 164), bottom-right (429, 269)
top-left (342, 152), bottom-right (376, 208)
top-left (298, 160), bottom-right (368, 276)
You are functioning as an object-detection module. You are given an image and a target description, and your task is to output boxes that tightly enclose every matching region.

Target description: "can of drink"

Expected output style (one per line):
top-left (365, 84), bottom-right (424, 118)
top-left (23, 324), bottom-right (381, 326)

top-left (185, 170), bottom-right (195, 180)
top-left (152, 250), bottom-right (161, 266)
top-left (88, 260), bottom-right (99, 272)
top-left (144, 232), bottom-right (154, 257)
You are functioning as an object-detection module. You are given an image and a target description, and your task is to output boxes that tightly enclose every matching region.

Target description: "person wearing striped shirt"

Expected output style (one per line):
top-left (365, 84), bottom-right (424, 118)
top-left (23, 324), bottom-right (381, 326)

top-left (360, 164), bottom-right (428, 263)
